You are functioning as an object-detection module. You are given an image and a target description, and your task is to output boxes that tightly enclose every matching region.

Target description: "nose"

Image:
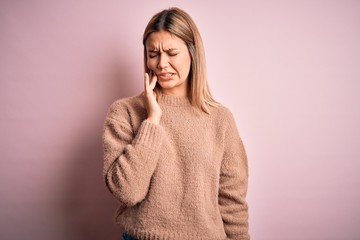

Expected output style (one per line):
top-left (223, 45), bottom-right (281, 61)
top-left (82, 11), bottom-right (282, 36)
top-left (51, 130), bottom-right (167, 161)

top-left (157, 53), bottom-right (169, 69)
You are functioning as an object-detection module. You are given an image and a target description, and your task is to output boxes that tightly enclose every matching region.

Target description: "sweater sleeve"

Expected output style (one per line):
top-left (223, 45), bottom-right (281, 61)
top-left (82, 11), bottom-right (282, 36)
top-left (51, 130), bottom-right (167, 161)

top-left (219, 111), bottom-right (250, 240)
top-left (102, 100), bottom-right (164, 207)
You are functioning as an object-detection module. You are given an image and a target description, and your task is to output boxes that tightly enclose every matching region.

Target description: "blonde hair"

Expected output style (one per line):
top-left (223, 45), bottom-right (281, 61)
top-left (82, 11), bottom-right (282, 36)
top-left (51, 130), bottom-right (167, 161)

top-left (143, 7), bottom-right (218, 113)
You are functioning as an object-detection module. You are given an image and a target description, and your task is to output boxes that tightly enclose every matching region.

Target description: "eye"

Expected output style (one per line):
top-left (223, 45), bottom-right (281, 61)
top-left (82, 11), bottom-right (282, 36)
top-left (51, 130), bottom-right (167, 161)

top-left (168, 52), bottom-right (179, 57)
top-left (147, 50), bottom-right (159, 59)
top-left (148, 53), bottom-right (158, 59)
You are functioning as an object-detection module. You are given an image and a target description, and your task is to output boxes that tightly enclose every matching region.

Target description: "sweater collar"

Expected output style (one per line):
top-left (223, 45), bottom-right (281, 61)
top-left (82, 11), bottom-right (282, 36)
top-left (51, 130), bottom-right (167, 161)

top-left (158, 93), bottom-right (191, 107)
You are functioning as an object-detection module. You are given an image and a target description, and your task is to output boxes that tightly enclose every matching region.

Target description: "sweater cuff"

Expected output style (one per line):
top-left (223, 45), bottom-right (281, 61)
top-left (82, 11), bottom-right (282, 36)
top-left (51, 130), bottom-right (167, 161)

top-left (132, 120), bottom-right (163, 152)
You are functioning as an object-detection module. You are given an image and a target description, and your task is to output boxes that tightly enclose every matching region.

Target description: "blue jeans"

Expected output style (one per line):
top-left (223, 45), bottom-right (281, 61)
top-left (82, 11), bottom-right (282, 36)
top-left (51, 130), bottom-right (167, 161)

top-left (122, 232), bottom-right (137, 240)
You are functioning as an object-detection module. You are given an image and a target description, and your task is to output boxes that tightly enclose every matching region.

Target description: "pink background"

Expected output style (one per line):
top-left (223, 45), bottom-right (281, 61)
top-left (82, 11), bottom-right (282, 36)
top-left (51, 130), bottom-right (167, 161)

top-left (1, 1), bottom-right (359, 239)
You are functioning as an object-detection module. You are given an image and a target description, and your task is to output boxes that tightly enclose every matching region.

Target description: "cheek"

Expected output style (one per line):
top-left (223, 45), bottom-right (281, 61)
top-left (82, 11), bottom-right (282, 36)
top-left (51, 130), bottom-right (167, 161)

top-left (147, 59), bottom-right (156, 70)
top-left (180, 56), bottom-right (191, 75)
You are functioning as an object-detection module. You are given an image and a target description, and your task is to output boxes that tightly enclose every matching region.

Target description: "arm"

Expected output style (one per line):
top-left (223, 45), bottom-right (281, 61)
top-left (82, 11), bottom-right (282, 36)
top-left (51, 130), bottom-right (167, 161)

top-left (219, 112), bottom-right (250, 240)
top-left (103, 104), bottom-right (164, 207)
top-left (103, 73), bottom-right (162, 207)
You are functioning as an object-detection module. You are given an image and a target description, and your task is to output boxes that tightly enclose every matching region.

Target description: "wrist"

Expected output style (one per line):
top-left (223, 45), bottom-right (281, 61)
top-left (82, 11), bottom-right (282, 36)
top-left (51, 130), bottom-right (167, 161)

top-left (146, 117), bottom-right (160, 125)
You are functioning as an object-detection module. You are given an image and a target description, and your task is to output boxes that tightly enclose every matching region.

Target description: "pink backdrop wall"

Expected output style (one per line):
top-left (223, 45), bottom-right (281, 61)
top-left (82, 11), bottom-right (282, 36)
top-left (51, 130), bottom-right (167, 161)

top-left (1, 1), bottom-right (359, 239)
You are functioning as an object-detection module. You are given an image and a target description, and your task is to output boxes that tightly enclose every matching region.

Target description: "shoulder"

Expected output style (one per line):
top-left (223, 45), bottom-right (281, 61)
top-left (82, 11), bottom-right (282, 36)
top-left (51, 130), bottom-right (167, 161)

top-left (209, 103), bottom-right (236, 124)
top-left (109, 94), bottom-right (143, 111)
top-left (106, 94), bottom-right (145, 121)
top-left (207, 103), bottom-right (242, 137)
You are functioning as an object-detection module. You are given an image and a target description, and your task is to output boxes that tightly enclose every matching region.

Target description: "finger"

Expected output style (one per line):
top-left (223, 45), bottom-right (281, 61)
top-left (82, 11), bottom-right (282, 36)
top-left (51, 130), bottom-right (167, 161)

top-left (144, 73), bottom-right (150, 91)
top-left (149, 73), bottom-right (157, 90)
top-left (153, 89), bottom-right (158, 100)
top-left (149, 70), bottom-right (153, 79)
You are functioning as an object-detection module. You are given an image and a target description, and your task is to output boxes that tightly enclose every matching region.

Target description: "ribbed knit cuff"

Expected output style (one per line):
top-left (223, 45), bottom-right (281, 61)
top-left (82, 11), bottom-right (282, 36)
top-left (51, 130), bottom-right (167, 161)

top-left (132, 120), bottom-right (163, 152)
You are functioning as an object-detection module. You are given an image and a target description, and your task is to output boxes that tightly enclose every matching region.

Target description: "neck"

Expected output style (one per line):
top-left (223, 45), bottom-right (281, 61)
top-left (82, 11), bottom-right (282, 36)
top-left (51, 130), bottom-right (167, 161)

top-left (158, 92), bottom-right (191, 106)
top-left (158, 81), bottom-right (189, 97)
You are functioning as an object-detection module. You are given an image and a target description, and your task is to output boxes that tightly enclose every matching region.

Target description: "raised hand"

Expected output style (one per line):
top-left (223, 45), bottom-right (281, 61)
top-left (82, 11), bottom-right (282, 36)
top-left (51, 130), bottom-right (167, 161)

top-left (144, 72), bottom-right (162, 124)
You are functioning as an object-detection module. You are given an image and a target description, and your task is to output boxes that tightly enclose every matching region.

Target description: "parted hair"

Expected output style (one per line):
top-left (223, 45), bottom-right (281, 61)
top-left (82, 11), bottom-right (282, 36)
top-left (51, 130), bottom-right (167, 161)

top-left (143, 7), bottom-right (218, 113)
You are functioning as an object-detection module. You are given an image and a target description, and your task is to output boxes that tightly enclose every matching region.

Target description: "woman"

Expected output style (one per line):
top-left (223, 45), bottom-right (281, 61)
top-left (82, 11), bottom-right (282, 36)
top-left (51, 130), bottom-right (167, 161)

top-left (103, 7), bottom-right (249, 240)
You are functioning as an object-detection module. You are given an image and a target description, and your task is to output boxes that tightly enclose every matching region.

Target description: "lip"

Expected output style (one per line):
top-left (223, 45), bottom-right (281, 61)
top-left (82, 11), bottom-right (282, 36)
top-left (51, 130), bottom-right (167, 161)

top-left (157, 72), bottom-right (176, 80)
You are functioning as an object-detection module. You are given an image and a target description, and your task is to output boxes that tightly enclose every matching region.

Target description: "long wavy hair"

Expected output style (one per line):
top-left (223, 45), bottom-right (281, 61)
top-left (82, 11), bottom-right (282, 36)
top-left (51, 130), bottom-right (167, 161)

top-left (143, 7), bottom-right (218, 113)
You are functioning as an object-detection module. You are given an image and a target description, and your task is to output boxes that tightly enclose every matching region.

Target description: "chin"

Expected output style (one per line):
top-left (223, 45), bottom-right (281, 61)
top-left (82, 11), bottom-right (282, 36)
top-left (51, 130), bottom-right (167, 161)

top-left (158, 82), bottom-right (176, 89)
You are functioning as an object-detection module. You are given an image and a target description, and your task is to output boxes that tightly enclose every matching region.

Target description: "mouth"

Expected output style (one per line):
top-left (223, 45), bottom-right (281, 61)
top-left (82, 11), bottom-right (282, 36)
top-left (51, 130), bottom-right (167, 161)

top-left (157, 72), bottom-right (176, 80)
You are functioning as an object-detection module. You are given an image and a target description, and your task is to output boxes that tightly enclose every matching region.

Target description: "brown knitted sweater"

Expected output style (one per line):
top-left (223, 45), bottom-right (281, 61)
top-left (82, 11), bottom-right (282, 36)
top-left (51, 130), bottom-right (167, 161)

top-left (103, 93), bottom-right (249, 240)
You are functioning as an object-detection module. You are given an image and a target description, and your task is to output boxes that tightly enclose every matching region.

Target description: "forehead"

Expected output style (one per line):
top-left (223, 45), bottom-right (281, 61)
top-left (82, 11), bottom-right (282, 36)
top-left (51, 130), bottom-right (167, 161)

top-left (146, 30), bottom-right (186, 49)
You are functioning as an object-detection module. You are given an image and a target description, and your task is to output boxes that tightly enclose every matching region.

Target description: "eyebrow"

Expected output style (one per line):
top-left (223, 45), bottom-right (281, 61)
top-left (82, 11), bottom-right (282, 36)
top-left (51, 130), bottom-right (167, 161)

top-left (147, 48), bottom-right (179, 52)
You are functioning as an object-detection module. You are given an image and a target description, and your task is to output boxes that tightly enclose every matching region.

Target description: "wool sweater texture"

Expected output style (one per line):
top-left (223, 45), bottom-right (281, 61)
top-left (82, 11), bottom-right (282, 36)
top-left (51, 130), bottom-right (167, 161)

top-left (103, 93), bottom-right (249, 240)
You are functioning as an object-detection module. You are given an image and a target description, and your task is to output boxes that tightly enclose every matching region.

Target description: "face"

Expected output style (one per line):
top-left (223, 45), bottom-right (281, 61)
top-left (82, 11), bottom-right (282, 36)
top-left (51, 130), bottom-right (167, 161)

top-left (146, 30), bottom-right (192, 97)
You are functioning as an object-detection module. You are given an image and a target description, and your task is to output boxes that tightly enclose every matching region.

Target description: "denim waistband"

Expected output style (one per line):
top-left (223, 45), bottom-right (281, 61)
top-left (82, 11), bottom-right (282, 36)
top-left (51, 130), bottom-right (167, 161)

top-left (122, 232), bottom-right (137, 240)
